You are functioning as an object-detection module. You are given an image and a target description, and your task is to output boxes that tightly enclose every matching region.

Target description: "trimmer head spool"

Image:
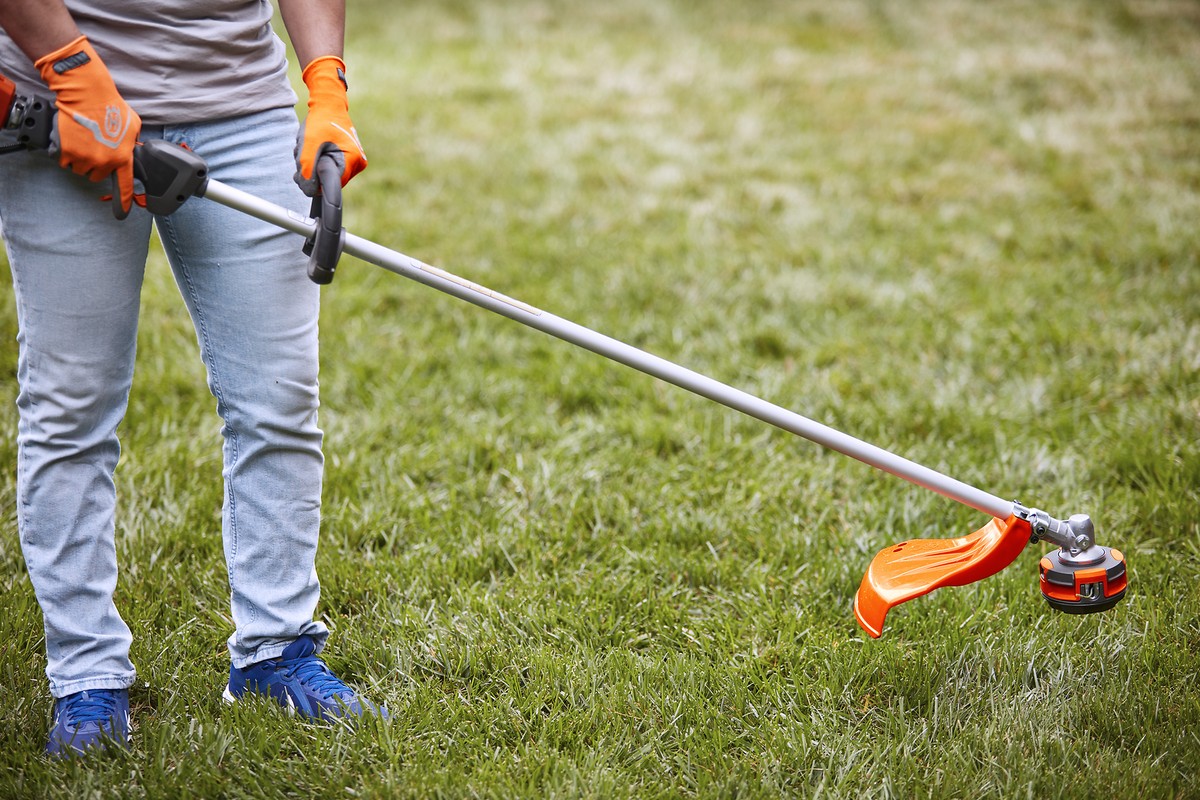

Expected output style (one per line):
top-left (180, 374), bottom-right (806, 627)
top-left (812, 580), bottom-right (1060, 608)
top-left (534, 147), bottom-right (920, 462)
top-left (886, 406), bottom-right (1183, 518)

top-left (1039, 545), bottom-right (1127, 614)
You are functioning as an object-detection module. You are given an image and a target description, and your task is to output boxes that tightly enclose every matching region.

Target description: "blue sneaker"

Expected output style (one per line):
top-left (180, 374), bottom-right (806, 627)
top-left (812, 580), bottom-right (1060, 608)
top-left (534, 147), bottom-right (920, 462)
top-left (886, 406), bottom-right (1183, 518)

top-left (46, 689), bottom-right (131, 758)
top-left (223, 635), bottom-right (388, 722)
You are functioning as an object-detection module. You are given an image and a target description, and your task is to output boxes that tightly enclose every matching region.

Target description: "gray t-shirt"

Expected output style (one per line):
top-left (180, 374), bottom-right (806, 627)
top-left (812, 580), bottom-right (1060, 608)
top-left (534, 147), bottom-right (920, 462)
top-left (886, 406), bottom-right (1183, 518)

top-left (0, 0), bottom-right (297, 125)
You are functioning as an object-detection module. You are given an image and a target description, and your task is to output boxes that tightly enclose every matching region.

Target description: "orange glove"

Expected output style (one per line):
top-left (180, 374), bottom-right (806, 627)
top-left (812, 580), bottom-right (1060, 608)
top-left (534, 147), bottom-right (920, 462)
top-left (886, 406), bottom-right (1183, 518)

top-left (35, 36), bottom-right (140, 216)
top-left (295, 55), bottom-right (367, 196)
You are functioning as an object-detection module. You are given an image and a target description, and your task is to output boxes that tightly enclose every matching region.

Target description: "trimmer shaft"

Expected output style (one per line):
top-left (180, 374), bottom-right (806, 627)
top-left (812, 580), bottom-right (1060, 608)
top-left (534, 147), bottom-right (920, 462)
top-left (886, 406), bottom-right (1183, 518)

top-left (1039, 546), bottom-right (1127, 614)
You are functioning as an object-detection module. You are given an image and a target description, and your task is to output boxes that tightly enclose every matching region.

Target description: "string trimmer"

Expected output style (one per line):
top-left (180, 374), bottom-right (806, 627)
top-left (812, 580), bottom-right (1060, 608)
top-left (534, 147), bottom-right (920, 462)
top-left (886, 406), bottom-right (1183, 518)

top-left (2, 77), bottom-right (1127, 636)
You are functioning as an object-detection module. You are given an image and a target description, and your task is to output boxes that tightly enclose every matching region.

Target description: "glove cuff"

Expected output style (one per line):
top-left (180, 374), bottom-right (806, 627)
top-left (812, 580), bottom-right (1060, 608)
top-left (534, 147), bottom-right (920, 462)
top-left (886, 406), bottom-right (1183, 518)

top-left (301, 55), bottom-right (349, 96)
top-left (35, 35), bottom-right (98, 85)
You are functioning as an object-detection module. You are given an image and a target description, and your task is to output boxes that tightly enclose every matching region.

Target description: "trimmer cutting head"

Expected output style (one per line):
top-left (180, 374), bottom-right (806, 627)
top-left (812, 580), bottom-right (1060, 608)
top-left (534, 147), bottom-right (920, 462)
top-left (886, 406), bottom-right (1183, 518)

top-left (1040, 546), bottom-right (1127, 614)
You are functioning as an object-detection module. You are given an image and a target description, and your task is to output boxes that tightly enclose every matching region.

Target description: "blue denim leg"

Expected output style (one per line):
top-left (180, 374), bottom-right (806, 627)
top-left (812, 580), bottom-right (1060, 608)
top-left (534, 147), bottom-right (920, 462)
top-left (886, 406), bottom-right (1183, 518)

top-left (0, 107), bottom-right (329, 694)
top-left (0, 148), bottom-right (151, 697)
top-left (148, 109), bottom-right (328, 668)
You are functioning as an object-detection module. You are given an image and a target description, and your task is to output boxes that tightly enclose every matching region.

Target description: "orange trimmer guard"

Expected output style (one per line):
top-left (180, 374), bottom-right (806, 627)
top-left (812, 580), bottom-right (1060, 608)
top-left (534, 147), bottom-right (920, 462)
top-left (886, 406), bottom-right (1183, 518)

top-left (854, 514), bottom-right (1033, 638)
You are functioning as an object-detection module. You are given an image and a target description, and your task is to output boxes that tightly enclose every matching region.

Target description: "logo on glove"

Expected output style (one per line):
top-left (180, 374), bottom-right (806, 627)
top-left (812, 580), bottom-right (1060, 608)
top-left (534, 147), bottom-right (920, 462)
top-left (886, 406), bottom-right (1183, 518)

top-left (72, 104), bottom-right (132, 150)
top-left (104, 106), bottom-right (125, 140)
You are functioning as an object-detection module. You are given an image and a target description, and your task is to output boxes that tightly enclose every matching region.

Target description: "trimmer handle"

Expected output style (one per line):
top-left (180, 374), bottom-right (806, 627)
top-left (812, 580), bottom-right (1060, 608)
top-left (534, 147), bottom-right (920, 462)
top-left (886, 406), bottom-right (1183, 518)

top-left (301, 152), bottom-right (346, 285)
top-left (2, 79), bottom-right (134, 220)
top-left (131, 140), bottom-right (209, 215)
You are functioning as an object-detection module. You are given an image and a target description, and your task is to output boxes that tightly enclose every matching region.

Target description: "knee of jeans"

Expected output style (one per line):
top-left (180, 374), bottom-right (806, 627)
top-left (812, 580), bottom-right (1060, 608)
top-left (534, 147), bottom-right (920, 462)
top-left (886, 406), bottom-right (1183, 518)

top-left (219, 371), bottom-right (322, 445)
top-left (17, 350), bottom-right (133, 447)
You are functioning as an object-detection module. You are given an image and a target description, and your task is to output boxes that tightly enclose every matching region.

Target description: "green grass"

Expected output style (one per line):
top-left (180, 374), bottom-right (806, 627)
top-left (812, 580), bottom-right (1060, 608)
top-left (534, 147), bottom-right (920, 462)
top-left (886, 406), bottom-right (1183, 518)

top-left (2, 0), bottom-right (1199, 796)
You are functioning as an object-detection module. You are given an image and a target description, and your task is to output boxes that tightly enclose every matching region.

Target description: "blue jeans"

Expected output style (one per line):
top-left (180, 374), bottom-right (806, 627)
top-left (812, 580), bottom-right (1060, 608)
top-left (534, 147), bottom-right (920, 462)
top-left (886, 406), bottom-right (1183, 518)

top-left (0, 107), bottom-right (328, 697)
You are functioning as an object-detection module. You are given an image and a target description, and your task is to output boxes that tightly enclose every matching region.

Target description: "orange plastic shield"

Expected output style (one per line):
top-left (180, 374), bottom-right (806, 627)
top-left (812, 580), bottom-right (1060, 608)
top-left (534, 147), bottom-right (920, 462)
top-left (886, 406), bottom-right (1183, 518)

top-left (854, 514), bottom-right (1033, 638)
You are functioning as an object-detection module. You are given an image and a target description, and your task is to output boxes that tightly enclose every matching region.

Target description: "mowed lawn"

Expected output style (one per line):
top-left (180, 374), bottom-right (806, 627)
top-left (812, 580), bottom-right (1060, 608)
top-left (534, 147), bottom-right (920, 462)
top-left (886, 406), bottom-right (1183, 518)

top-left (1, 1), bottom-right (1198, 797)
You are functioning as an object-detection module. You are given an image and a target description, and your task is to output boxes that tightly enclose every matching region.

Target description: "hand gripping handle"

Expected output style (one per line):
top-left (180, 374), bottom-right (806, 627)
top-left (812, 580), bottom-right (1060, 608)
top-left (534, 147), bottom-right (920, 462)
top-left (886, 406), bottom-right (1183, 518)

top-left (0, 82), bottom-right (205, 220)
top-left (301, 152), bottom-right (345, 284)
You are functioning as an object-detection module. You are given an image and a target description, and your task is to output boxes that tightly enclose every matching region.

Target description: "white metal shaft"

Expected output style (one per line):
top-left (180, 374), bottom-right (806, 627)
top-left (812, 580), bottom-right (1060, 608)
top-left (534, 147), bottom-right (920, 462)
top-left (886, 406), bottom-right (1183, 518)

top-left (202, 178), bottom-right (1016, 521)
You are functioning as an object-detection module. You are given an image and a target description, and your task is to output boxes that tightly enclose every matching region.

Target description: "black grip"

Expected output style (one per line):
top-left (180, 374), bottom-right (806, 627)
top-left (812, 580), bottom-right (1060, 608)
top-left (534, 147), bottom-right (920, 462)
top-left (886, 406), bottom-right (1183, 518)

top-left (303, 153), bottom-right (345, 285)
top-left (131, 140), bottom-right (210, 216)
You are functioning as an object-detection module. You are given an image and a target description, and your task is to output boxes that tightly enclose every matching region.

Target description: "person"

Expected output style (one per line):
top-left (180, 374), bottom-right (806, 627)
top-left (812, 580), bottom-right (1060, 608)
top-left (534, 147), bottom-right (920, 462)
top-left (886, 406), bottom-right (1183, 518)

top-left (0, 0), bottom-right (385, 758)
